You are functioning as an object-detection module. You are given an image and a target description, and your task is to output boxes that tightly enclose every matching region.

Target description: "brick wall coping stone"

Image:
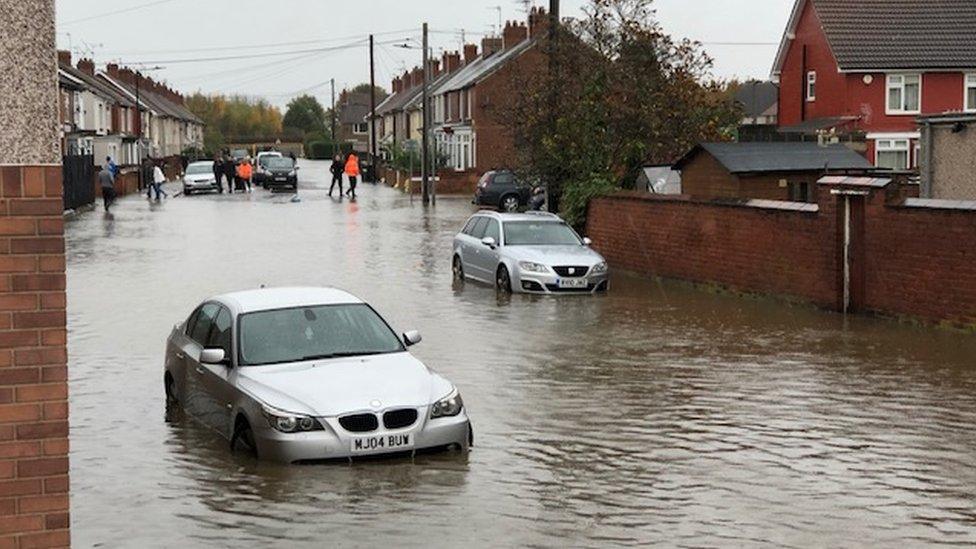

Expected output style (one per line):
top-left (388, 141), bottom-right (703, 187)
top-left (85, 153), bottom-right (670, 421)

top-left (902, 198), bottom-right (976, 211)
top-left (601, 191), bottom-right (819, 213)
top-left (818, 175), bottom-right (892, 188)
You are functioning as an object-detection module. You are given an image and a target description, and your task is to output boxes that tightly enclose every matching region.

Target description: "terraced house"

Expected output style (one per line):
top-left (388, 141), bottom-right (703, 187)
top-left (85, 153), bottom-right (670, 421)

top-left (772, 0), bottom-right (976, 170)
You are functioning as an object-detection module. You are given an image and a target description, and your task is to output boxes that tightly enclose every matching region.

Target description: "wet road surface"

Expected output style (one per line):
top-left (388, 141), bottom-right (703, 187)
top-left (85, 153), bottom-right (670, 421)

top-left (66, 160), bottom-right (976, 547)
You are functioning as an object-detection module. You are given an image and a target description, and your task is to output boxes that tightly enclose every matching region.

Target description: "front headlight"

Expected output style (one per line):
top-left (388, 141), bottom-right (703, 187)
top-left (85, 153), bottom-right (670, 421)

top-left (518, 261), bottom-right (549, 273)
top-left (288, 170), bottom-right (297, 177)
top-left (261, 404), bottom-right (324, 433)
top-left (430, 389), bottom-right (463, 419)
top-left (591, 261), bottom-right (608, 274)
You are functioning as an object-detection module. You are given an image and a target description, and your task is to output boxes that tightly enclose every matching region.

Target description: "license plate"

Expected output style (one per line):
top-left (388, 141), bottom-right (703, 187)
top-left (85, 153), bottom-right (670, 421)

top-left (275, 177), bottom-right (287, 181)
top-left (557, 278), bottom-right (588, 289)
top-left (351, 433), bottom-right (413, 453)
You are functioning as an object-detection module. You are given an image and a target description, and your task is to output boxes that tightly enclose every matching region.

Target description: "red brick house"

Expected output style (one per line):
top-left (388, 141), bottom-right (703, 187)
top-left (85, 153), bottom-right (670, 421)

top-left (771, 0), bottom-right (976, 170)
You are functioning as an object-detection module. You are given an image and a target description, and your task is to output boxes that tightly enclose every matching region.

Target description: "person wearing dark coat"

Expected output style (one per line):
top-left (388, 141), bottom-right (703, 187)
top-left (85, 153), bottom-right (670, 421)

top-left (223, 157), bottom-right (237, 193)
top-left (328, 155), bottom-right (344, 197)
top-left (213, 156), bottom-right (225, 193)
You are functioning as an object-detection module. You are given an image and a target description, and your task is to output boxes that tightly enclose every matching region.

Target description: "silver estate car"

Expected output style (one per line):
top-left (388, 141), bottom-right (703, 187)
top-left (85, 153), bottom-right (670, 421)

top-left (163, 287), bottom-right (471, 463)
top-left (452, 211), bottom-right (609, 294)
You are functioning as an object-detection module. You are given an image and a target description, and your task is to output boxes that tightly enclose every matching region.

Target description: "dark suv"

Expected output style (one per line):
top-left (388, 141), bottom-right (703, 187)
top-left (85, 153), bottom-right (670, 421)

top-left (473, 170), bottom-right (531, 212)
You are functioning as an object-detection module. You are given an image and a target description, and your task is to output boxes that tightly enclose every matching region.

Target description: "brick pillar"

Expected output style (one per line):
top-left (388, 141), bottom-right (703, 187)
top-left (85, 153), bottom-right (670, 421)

top-left (0, 0), bottom-right (70, 547)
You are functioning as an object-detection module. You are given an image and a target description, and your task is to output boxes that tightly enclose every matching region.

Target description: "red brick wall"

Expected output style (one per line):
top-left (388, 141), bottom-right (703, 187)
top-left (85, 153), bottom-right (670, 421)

top-left (587, 192), bottom-right (840, 308)
top-left (863, 196), bottom-right (976, 326)
top-left (587, 187), bottom-right (976, 327)
top-left (0, 165), bottom-right (70, 549)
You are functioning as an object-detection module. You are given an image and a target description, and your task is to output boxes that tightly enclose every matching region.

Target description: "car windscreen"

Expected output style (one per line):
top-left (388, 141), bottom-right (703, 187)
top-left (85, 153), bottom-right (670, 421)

top-left (185, 163), bottom-right (212, 175)
top-left (503, 221), bottom-right (582, 246)
top-left (238, 304), bottom-right (404, 366)
top-left (266, 158), bottom-right (294, 170)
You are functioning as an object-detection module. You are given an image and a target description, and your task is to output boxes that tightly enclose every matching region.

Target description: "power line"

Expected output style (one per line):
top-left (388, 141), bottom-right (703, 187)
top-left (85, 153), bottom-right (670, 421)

top-left (59, 0), bottom-right (180, 26)
top-left (99, 28), bottom-right (421, 57)
top-left (121, 38), bottom-right (412, 66)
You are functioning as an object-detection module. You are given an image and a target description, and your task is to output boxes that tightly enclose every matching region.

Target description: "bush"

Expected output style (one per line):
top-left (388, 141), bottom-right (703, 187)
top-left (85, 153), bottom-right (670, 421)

top-left (560, 173), bottom-right (619, 229)
top-left (306, 141), bottom-right (334, 160)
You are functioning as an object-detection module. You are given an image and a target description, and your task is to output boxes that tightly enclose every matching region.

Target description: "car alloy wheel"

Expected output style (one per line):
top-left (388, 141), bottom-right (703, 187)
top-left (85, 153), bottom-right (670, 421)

top-left (231, 419), bottom-right (258, 458)
top-left (496, 265), bottom-right (512, 293)
top-left (453, 255), bottom-right (464, 280)
top-left (501, 195), bottom-right (519, 212)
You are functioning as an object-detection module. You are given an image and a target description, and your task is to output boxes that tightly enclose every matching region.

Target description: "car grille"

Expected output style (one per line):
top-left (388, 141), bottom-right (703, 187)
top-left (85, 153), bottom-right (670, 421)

top-left (545, 283), bottom-right (596, 293)
top-left (383, 409), bottom-right (418, 430)
top-left (338, 413), bottom-right (378, 433)
top-left (553, 266), bottom-right (589, 278)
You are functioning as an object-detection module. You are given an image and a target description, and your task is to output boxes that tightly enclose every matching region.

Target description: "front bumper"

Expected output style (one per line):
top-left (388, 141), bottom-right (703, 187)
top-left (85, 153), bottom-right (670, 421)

top-left (183, 181), bottom-right (218, 192)
top-left (252, 407), bottom-right (471, 463)
top-left (513, 269), bottom-right (609, 294)
top-left (264, 175), bottom-right (297, 187)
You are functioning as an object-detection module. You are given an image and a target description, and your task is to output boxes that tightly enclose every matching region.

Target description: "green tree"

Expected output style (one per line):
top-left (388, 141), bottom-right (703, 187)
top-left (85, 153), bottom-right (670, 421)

top-left (507, 0), bottom-right (740, 226)
top-left (185, 93), bottom-right (283, 150)
top-left (283, 94), bottom-right (327, 136)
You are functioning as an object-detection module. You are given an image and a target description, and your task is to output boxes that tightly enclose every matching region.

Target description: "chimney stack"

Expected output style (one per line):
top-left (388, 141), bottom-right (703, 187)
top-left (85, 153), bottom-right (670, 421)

top-left (463, 43), bottom-right (478, 64)
top-left (503, 21), bottom-right (528, 49)
top-left (410, 67), bottom-right (424, 88)
top-left (57, 50), bottom-right (71, 67)
top-left (481, 37), bottom-right (503, 57)
top-left (392, 77), bottom-right (401, 93)
top-left (528, 6), bottom-right (549, 38)
top-left (106, 63), bottom-right (120, 78)
top-left (77, 58), bottom-right (95, 76)
top-left (442, 51), bottom-right (461, 74)
top-left (430, 59), bottom-right (441, 78)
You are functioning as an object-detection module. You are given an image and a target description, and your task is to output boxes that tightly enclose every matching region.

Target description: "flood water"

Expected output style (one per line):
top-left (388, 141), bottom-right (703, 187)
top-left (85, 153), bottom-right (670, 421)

top-left (66, 160), bottom-right (976, 547)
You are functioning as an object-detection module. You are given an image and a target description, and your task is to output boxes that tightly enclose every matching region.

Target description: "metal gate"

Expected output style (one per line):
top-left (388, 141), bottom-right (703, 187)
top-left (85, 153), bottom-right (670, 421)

top-left (62, 154), bottom-right (94, 210)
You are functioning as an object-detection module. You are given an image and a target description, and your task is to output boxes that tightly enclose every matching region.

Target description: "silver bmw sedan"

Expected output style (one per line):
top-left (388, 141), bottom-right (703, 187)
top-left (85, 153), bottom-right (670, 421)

top-left (452, 211), bottom-right (609, 294)
top-left (163, 287), bottom-right (471, 463)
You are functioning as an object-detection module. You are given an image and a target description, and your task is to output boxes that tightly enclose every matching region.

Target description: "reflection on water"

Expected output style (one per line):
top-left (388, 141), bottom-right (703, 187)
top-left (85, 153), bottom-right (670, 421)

top-left (67, 161), bottom-right (976, 547)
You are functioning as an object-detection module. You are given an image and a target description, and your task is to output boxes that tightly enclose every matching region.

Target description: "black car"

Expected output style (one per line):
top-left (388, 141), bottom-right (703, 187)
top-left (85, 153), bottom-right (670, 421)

top-left (263, 157), bottom-right (299, 191)
top-left (473, 170), bottom-right (532, 212)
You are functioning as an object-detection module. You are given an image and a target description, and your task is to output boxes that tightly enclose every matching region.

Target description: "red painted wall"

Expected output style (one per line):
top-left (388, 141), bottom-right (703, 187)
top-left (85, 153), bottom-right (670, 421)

top-left (779, 1), bottom-right (970, 135)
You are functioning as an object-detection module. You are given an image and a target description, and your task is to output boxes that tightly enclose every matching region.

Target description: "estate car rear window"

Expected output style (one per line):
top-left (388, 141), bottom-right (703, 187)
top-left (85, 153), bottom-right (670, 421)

top-left (238, 304), bottom-right (404, 366)
top-left (503, 221), bottom-right (582, 246)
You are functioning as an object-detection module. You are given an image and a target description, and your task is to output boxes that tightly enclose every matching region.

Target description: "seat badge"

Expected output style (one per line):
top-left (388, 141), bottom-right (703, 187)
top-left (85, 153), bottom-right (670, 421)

top-left (568, 268), bottom-right (575, 275)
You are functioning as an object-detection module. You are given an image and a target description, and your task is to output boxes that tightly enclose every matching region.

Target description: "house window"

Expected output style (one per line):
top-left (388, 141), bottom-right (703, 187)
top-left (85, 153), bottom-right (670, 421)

top-left (886, 74), bottom-right (921, 114)
top-left (353, 122), bottom-right (368, 134)
top-left (806, 71), bottom-right (816, 101)
top-left (876, 139), bottom-right (910, 170)
top-left (965, 74), bottom-right (976, 112)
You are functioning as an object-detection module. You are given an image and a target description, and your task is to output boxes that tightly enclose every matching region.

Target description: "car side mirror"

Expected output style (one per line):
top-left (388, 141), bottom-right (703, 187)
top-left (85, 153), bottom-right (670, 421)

top-left (481, 236), bottom-right (497, 248)
top-left (200, 348), bottom-right (228, 365)
top-left (403, 330), bottom-right (422, 347)
top-left (583, 237), bottom-right (593, 246)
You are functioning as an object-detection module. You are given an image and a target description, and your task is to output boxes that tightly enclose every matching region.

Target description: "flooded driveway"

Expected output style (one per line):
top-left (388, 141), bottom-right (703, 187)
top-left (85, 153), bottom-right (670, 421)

top-left (66, 161), bottom-right (976, 547)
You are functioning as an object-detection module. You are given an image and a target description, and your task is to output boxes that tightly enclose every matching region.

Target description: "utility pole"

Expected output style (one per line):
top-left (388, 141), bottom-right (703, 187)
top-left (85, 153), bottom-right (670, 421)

top-left (421, 22), bottom-right (430, 205)
top-left (136, 74), bottom-right (142, 190)
top-left (547, 0), bottom-right (560, 213)
top-left (330, 78), bottom-right (336, 157)
top-left (369, 34), bottom-right (378, 180)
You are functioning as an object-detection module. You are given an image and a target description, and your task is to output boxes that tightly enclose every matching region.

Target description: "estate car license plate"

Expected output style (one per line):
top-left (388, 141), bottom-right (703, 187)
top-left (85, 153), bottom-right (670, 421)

top-left (557, 278), bottom-right (588, 289)
top-left (275, 177), bottom-right (287, 181)
top-left (351, 433), bottom-right (413, 453)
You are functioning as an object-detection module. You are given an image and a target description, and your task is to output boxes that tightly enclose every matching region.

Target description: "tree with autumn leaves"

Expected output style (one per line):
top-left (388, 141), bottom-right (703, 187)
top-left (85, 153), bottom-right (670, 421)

top-left (507, 0), bottom-right (740, 225)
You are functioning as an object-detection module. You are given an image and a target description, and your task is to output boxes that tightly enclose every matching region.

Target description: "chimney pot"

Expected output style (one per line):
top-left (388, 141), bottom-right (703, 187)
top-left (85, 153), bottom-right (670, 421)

top-left (57, 50), bottom-right (71, 67)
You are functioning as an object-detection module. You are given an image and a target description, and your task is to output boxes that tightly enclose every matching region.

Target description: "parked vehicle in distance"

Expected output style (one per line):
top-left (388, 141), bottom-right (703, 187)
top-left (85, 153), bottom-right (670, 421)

top-left (182, 161), bottom-right (219, 195)
top-left (473, 170), bottom-right (532, 212)
top-left (254, 151), bottom-right (283, 185)
top-left (452, 211), bottom-right (609, 294)
top-left (163, 287), bottom-right (472, 463)
top-left (263, 157), bottom-right (299, 191)
top-left (230, 149), bottom-right (248, 162)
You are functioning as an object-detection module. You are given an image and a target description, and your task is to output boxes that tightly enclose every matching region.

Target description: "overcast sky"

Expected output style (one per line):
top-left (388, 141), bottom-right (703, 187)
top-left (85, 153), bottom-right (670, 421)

top-left (55, 0), bottom-right (792, 109)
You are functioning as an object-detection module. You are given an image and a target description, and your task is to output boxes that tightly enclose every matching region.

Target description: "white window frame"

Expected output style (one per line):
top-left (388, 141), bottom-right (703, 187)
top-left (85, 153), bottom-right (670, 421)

top-left (353, 122), bottom-right (368, 135)
top-left (886, 74), bottom-right (921, 115)
top-left (875, 138), bottom-right (911, 170)
top-left (806, 71), bottom-right (816, 101)
top-left (965, 73), bottom-right (976, 112)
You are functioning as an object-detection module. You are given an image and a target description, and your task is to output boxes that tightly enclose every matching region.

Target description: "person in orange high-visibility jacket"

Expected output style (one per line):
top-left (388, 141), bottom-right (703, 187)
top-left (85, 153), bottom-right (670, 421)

top-left (344, 152), bottom-right (360, 199)
top-left (237, 158), bottom-right (254, 193)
